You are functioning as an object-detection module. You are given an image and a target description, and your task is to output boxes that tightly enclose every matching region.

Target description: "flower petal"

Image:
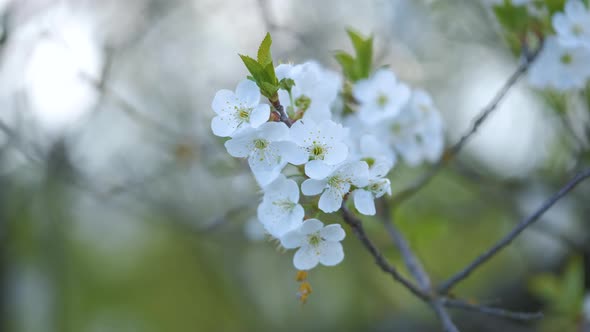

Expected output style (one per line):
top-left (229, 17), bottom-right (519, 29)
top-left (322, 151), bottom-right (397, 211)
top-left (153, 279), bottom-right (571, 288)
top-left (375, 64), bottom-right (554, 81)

top-left (280, 230), bottom-right (305, 249)
top-left (293, 245), bottom-right (320, 270)
top-left (323, 142), bottom-right (348, 165)
top-left (305, 160), bottom-right (334, 179)
top-left (211, 89), bottom-right (234, 113)
top-left (275, 141), bottom-right (308, 165)
top-left (318, 242), bottom-right (344, 266)
top-left (300, 219), bottom-right (324, 234)
top-left (318, 188), bottom-right (344, 213)
top-left (320, 224), bottom-right (345, 242)
top-left (301, 179), bottom-right (326, 196)
top-left (224, 135), bottom-right (252, 157)
top-left (353, 189), bottom-right (376, 215)
top-left (235, 80), bottom-right (260, 107)
top-left (211, 115), bottom-right (238, 137)
top-left (250, 104), bottom-right (270, 128)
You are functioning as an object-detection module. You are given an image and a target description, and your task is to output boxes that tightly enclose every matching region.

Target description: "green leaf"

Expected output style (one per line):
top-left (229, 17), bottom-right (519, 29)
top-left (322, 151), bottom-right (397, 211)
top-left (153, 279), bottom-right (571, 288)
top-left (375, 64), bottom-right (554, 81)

top-left (346, 29), bottom-right (373, 79)
top-left (334, 51), bottom-right (358, 81)
top-left (544, 0), bottom-right (567, 14)
top-left (262, 62), bottom-right (278, 85)
top-left (239, 54), bottom-right (264, 79)
top-left (257, 33), bottom-right (273, 66)
top-left (259, 81), bottom-right (279, 99)
top-left (492, 1), bottom-right (530, 34)
top-left (279, 78), bottom-right (295, 92)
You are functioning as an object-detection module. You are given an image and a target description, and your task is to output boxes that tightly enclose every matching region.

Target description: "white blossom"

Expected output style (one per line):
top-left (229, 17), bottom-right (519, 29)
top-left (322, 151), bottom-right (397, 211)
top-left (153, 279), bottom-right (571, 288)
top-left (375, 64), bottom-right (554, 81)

top-left (280, 219), bottom-right (345, 270)
top-left (276, 62), bottom-right (342, 122)
top-left (382, 89), bottom-right (444, 166)
top-left (528, 37), bottom-right (590, 91)
top-left (553, 0), bottom-right (590, 49)
top-left (211, 80), bottom-right (270, 137)
top-left (289, 119), bottom-right (350, 179)
top-left (353, 69), bottom-right (411, 125)
top-left (224, 122), bottom-right (301, 186)
top-left (356, 134), bottom-right (395, 178)
top-left (301, 161), bottom-right (369, 213)
top-left (352, 175), bottom-right (391, 216)
top-left (257, 175), bottom-right (304, 238)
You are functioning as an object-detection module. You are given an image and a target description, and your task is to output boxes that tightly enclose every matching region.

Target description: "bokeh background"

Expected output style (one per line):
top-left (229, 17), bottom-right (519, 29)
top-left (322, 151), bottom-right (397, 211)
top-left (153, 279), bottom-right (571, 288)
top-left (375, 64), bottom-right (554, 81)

top-left (0, 0), bottom-right (589, 331)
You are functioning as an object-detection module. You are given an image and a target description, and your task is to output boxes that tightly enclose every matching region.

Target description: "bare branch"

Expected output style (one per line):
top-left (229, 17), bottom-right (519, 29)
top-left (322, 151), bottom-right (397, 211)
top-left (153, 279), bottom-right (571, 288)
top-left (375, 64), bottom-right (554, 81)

top-left (391, 47), bottom-right (543, 207)
top-left (340, 203), bottom-right (427, 300)
top-left (430, 299), bottom-right (461, 332)
top-left (380, 201), bottom-right (460, 332)
top-left (441, 298), bottom-right (543, 321)
top-left (438, 167), bottom-right (590, 294)
top-left (380, 201), bottom-right (431, 291)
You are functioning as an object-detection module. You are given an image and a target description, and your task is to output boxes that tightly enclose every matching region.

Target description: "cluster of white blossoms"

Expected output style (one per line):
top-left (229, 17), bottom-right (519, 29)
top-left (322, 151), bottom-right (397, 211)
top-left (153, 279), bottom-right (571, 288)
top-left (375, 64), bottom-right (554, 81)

top-left (528, 0), bottom-right (590, 90)
top-left (211, 57), bottom-right (444, 270)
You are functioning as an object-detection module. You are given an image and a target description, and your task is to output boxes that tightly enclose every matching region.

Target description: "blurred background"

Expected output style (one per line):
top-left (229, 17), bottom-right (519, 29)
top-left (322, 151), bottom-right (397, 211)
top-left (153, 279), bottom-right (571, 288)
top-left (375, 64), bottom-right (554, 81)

top-left (0, 0), bottom-right (589, 331)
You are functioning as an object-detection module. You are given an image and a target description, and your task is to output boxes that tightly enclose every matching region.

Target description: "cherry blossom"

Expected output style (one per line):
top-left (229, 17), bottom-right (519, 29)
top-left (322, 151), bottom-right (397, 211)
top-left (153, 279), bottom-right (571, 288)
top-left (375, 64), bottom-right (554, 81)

top-left (280, 219), bottom-right (345, 270)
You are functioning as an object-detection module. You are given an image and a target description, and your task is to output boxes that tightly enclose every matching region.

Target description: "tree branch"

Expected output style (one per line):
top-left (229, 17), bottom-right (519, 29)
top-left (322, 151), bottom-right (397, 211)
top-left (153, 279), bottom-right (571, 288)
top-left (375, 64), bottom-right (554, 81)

top-left (391, 47), bottom-right (542, 207)
top-left (379, 201), bottom-right (460, 332)
top-left (340, 203), bottom-right (427, 300)
top-left (438, 167), bottom-right (590, 294)
top-left (440, 298), bottom-right (543, 321)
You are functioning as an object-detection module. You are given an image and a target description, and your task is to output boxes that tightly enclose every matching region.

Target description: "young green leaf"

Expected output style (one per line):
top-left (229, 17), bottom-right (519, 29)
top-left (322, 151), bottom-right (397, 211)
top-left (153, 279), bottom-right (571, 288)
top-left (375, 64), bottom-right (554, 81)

top-left (334, 51), bottom-right (357, 81)
top-left (240, 54), bottom-right (264, 79)
top-left (347, 29), bottom-right (373, 79)
top-left (279, 78), bottom-right (295, 93)
top-left (257, 32), bottom-right (273, 66)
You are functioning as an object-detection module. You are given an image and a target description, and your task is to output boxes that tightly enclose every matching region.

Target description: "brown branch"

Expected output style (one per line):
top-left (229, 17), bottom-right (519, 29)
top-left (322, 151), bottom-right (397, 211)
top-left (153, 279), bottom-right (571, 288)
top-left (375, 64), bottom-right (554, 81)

top-left (379, 201), bottom-right (460, 332)
top-left (440, 298), bottom-right (543, 321)
top-left (340, 203), bottom-right (427, 300)
top-left (438, 167), bottom-right (590, 294)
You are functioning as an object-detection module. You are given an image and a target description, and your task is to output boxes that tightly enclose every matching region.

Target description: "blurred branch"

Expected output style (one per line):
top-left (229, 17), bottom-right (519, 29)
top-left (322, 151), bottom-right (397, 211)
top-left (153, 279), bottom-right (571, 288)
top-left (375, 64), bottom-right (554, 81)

top-left (380, 200), bottom-right (460, 331)
top-left (339, 203), bottom-right (427, 300)
top-left (438, 167), bottom-right (590, 294)
top-left (440, 298), bottom-right (543, 321)
top-left (391, 45), bottom-right (543, 207)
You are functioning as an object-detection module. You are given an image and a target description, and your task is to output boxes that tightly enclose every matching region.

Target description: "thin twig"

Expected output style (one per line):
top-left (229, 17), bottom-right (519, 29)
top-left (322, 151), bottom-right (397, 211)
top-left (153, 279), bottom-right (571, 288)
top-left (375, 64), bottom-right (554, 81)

top-left (440, 298), bottom-right (543, 321)
top-left (438, 167), bottom-right (590, 294)
top-left (380, 200), bottom-right (431, 291)
top-left (391, 47), bottom-right (543, 207)
top-left (430, 299), bottom-right (461, 332)
top-left (340, 203), bottom-right (427, 300)
top-left (380, 201), bottom-right (460, 332)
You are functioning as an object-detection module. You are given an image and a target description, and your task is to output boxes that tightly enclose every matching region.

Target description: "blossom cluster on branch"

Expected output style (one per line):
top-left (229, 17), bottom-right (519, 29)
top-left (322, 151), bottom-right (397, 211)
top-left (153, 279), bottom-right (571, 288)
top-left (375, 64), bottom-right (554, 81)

top-left (210, 32), bottom-right (444, 271)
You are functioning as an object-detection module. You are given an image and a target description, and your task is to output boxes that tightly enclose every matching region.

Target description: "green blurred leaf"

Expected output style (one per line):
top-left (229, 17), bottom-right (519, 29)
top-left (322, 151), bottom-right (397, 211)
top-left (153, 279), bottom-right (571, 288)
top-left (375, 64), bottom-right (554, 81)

top-left (492, 1), bottom-right (530, 34)
top-left (529, 256), bottom-right (585, 317)
top-left (334, 51), bottom-right (358, 81)
top-left (279, 78), bottom-right (295, 92)
top-left (347, 29), bottom-right (373, 79)
top-left (544, 0), bottom-right (567, 14)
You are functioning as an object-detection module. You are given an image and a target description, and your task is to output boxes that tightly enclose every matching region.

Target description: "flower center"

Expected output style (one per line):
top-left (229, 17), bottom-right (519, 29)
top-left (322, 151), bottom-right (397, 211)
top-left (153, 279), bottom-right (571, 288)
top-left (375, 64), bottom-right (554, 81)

top-left (254, 139), bottom-right (269, 150)
top-left (572, 24), bottom-right (584, 36)
top-left (362, 157), bottom-right (375, 167)
top-left (273, 199), bottom-right (296, 211)
top-left (327, 175), bottom-right (345, 189)
top-left (295, 95), bottom-right (312, 111)
top-left (392, 123), bottom-right (403, 135)
top-left (377, 93), bottom-right (389, 107)
top-left (309, 143), bottom-right (326, 159)
top-left (237, 107), bottom-right (251, 121)
top-left (308, 233), bottom-right (321, 247)
top-left (561, 53), bottom-right (573, 64)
